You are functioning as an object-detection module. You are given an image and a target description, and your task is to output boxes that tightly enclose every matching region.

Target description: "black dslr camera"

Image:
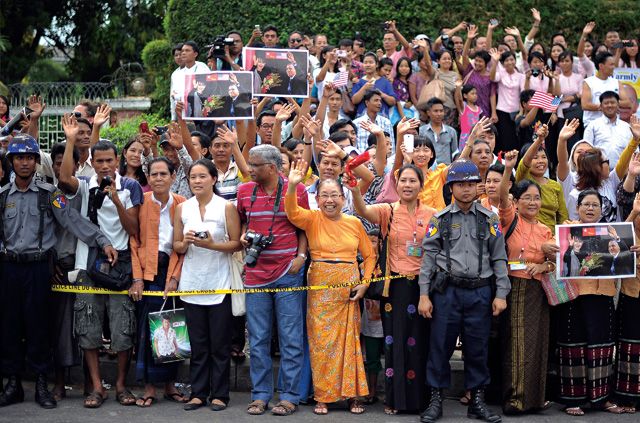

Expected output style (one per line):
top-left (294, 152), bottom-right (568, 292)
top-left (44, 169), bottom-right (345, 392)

top-left (244, 230), bottom-right (273, 267)
top-left (207, 36), bottom-right (234, 60)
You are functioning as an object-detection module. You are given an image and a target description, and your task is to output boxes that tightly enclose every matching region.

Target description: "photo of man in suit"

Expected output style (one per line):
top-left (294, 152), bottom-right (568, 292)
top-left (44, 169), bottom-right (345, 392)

top-left (244, 47), bottom-right (309, 97)
top-left (603, 239), bottom-right (634, 276)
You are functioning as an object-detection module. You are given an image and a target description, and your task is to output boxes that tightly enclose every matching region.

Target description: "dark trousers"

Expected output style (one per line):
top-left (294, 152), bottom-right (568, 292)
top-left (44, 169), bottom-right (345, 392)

top-left (427, 285), bottom-right (492, 390)
top-left (0, 260), bottom-right (52, 376)
top-left (184, 295), bottom-right (232, 403)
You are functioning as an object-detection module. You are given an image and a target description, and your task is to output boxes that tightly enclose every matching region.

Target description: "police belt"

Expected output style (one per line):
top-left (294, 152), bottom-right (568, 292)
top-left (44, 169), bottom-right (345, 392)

top-left (447, 276), bottom-right (493, 289)
top-left (0, 249), bottom-right (54, 263)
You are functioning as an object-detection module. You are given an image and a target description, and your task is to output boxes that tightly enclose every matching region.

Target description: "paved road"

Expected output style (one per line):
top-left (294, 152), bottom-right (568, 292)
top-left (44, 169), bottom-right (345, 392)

top-left (0, 383), bottom-right (637, 423)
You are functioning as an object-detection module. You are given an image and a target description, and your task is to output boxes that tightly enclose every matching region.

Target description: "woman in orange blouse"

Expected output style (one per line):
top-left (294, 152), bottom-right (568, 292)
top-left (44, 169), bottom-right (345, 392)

top-left (350, 164), bottom-right (436, 415)
top-left (284, 160), bottom-right (375, 416)
top-left (130, 157), bottom-right (187, 406)
top-left (498, 151), bottom-right (555, 414)
top-left (553, 189), bottom-right (624, 416)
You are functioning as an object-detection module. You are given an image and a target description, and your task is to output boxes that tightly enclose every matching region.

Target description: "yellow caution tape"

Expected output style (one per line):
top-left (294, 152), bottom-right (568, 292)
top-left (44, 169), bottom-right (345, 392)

top-left (51, 274), bottom-right (407, 296)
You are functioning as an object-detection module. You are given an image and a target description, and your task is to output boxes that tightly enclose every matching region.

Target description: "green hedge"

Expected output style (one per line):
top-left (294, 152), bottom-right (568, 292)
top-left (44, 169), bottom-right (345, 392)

top-left (101, 113), bottom-right (169, 150)
top-left (141, 39), bottom-right (174, 117)
top-left (165, 0), bottom-right (640, 55)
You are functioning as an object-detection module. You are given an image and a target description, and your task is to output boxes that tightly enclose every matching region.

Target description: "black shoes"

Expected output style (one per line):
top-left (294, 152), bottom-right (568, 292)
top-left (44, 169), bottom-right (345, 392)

top-left (420, 388), bottom-right (444, 423)
top-left (468, 388), bottom-right (501, 423)
top-left (35, 374), bottom-right (57, 409)
top-left (0, 376), bottom-right (24, 407)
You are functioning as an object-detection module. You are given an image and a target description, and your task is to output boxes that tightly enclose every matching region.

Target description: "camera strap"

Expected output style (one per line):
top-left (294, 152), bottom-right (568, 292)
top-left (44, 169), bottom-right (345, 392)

top-left (247, 176), bottom-right (284, 239)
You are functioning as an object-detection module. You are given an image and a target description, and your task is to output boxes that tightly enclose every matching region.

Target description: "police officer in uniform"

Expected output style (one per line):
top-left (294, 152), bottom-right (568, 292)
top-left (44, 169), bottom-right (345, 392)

top-left (0, 134), bottom-right (116, 409)
top-left (418, 159), bottom-right (510, 423)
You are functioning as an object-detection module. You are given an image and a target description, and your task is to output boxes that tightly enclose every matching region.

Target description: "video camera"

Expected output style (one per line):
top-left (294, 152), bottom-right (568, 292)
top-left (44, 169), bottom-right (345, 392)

top-left (0, 106), bottom-right (34, 137)
top-left (207, 36), bottom-right (235, 60)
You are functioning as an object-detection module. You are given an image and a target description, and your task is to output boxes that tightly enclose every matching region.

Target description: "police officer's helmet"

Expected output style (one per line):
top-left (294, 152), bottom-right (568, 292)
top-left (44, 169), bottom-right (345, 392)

top-left (6, 133), bottom-right (41, 162)
top-left (446, 158), bottom-right (481, 185)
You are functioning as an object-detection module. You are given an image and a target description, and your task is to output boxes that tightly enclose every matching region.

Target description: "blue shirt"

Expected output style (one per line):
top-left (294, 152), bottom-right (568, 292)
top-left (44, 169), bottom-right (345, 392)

top-left (353, 77), bottom-right (395, 118)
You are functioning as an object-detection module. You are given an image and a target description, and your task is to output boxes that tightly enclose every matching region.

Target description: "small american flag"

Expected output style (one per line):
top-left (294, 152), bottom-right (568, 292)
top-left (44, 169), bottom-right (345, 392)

top-left (529, 91), bottom-right (562, 112)
top-left (332, 70), bottom-right (349, 88)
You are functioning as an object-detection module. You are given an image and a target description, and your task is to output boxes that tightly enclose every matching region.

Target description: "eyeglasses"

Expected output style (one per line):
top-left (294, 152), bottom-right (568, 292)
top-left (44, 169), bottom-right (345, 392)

top-left (601, 159), bottom-right (610, 165)
top-left (260, 123), bottom-right (275, 129)
top-left (579, 203), bottom-right (601, 209)
top-left (519, 196), bottom-right (541, 203)
top-left (248, 162), bottom-right (271, 168)
top-left (318, 194), bottom-right (343, 200)
top-left (290, 38), bottom-right (302, 43)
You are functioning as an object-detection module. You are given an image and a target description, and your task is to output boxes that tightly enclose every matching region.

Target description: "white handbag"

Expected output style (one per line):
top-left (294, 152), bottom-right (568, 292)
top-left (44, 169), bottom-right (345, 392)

top-left (225, 217), bottom-right (246, 317)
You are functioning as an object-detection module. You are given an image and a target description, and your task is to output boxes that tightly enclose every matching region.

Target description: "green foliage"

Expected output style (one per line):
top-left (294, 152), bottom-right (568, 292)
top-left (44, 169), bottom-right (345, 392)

top-left (101, 113), bottom-right (169, 150)
top-left (142, 39), bottom-right (174, 118)
top-left (24, 59), bottom-right (69, 83)
top-left (165, 0), bottom-right (640, 56)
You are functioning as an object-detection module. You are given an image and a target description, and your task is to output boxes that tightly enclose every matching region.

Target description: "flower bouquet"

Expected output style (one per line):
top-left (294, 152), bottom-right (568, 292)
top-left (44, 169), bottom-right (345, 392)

top-left (260, 73), bottom-right (282, 94)
top-left (578, 253), bottom-right (604, 276)
top-left (202, 95), bottom-right (224, 116)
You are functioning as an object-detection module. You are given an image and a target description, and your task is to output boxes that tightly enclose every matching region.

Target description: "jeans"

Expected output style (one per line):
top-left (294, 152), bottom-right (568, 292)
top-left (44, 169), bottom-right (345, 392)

top-left (246, 268), bottom-right (304, 404)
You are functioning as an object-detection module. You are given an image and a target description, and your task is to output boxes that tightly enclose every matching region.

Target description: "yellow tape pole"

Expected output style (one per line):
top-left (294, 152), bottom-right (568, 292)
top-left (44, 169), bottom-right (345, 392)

top-left (51, 275), bottom-right (407, 296)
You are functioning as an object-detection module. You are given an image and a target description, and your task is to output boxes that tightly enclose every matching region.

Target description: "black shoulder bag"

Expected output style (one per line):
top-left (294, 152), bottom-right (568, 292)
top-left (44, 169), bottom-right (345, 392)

top-left (86, 186), bottom-right (133, 291)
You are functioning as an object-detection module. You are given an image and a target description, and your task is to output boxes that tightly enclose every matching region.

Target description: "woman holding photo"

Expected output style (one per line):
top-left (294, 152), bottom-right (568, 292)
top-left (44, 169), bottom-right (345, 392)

top-left (555, 189), bottom-right (624, 416)
top-left (498, 150), bottom-right (556, 414)
top-left (130, 157), bottom-right (187, 407)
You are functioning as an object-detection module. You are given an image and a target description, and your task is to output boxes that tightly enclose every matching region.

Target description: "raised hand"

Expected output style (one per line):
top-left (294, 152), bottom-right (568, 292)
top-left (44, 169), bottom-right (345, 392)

top-left (27, 95), bottom-right (46, 119)
top-left (488, 18), bottom-right (499, 30)
top-left (631, 115), bottom-right (640, 140)
top-left (535, 123), bottom-right (549, 141)
top-left (504, 27), bottom-right (521, 38)
top-left (397, 117), bottom-right (421, 135)
top-left (489, 48), bottom-right (501, 62)
top-left (385, 20), bottom-right (397, 32)
top-left (175, 101), bottom-right (185, 120)
top-left (216, 124), bottom-right (239, 144)
top-left (558, 118), bottom-right (580, 140)
top-left (323, 81), bottom-right (337, 98)
top-left (503, 149), bottom-right (518, 169)
top-left (400, 141), bottom-right (413, 163)
top-left (467, 24), bottom-right (478, 39)
top-left (93, 103), bottom-right (112, 128)
top-left (607, 225), bottom-right (619, 240)
top-left (469, 116), bottom-right (492, 140)
top-left (167, 122), bottom-right (183, 149)
top-left (138, 132), bottom-right (154, 156)
top-left (275, 102), bottom-right (296, 122)
top-left (633, 192), bottom-right (640, 216)
top-left (582, 21), bottom-right (596, 36)
top-left (628, 152), bottom-right (640, 176)
top-left (317, 138), bottom-right (343, 157)
top-left (61, 113), bottom-right (79, 141)
top-left (287, 52), bottom-right (296, 64)
top-left (229, 73), bottom-right (239, 86)
top-left (299, 114), bottom-right (321, 138)
top-left (531, 8), bottom-right (541, 23)
top-left (359, 120), bottom-right (383, 136)
top-left (288, 159), bottom-right (308, 186)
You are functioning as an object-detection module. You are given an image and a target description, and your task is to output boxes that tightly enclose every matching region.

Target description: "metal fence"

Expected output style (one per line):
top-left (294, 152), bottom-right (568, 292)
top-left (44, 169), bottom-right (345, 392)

top-left (8, 82), bottom-right (121, 109)
top-left (7, 82), bottom-right (133, 151)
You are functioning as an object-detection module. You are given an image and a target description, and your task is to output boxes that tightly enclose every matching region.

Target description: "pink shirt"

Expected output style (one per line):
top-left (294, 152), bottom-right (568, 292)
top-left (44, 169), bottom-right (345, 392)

top-left (557, 72), bottom-right (584, 118)
top-left (521, 74), bottom-right (550, 93)
top-left (493, 63), bottom-right (525, 113)
top-left (386, 48), bottom-right (414, 80)
top-left (459, 103), bottom-right (482, 149)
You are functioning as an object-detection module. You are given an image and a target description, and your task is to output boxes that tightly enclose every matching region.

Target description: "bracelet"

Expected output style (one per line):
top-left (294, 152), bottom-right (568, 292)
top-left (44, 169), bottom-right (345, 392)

top-left (304, 141), bottom-right (312, 145)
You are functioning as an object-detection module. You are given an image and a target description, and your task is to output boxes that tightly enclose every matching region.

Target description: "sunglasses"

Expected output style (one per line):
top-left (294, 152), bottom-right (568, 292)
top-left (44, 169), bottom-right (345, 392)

top-left (290, 38), bottom-right (302, 43)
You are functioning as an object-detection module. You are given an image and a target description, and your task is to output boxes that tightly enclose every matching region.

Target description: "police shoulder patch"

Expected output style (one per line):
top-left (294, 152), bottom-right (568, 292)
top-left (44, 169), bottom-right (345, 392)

top-left (51, 190), bottom-right (67, 209)
top-left (488, 215), bottom-right (502, 237)
top-left (426, 216), bottom-right (440, 238)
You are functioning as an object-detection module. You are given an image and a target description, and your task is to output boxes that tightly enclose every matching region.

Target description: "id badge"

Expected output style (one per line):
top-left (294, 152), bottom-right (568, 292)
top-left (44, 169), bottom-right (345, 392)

top-left (508, 260), bottom-right (527, 271)
top-left (406, 241), bottom-right (423, 257)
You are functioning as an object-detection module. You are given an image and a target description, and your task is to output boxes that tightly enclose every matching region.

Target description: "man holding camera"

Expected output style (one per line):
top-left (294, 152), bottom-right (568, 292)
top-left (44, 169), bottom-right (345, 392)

top-left (209, 31), bottom-right (243, 71)
top-left (236, 145), bottom-right (308, 416)
top-left (59, 136), bottom-right (143, 409)
top-left (0, 134), bottom-right (116, 409)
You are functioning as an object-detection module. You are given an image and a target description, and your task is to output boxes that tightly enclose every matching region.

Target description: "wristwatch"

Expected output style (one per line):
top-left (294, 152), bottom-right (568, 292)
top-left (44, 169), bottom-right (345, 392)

top-left (298, 253), bottom-right (307, 260)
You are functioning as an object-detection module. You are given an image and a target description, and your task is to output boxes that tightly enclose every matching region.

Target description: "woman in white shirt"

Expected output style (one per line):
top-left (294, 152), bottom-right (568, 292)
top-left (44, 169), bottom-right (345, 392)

top-left (173, 158), bottom-right (242, 411)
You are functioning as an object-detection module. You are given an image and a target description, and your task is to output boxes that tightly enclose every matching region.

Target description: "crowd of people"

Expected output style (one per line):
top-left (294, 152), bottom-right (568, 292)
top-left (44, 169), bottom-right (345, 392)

top-left (1, 8), bottom-right (640, 422)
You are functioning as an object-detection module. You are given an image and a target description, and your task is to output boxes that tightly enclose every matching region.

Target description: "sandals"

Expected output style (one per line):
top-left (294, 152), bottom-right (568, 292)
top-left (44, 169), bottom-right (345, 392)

top-left (313, 402), bottom-right (328, 415)
top-left (600, 402), bottom-right (625, 414)
top-left (136, 396), bottom-right (156, 408)
top-left (564, 407), bottom-right (584, 416)
top-left (384, 406), bottom-right (398, 415)
top-left (247, 400), bottom-right (268, 415)
top-left (272, 400), bottom-right (297, 416)
top-left (211, 399), bottom-right (227, 411)
top-left (84, 391), bottom-right (107, 409)
top-left (116, 389), bottom-right (136, 406)
top-left (348, 398), bottom-right (365, 415)
top-left (164, 392), bottom-right (187, 403)
top-left (460, 391), bottom-right (471, 405)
